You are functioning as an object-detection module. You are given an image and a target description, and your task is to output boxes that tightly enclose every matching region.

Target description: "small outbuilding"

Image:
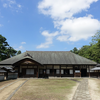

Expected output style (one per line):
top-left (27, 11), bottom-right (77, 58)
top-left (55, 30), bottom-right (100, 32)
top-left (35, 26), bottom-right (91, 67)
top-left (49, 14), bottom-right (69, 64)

top-left (0, 66), bottom-right (17, 81)
top-left (91, 64), bottom-right (100, 78)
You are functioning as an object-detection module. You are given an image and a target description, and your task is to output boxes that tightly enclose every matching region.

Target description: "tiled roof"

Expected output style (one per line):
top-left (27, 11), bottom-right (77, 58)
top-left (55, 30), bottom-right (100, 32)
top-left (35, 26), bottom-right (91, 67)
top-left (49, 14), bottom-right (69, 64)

top-left (0, 51), bottom-right (97, 65)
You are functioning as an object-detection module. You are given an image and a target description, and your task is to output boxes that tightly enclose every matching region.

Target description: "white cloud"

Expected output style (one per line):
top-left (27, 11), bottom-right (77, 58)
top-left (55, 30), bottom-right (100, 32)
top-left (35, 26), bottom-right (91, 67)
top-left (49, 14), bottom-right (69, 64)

top-left (38, 0), bottom-right (98, 20)
top-left (38, 0), bottom-right (100, 44)
top-left (19, 46), bottom-right (23, 49)
top-left (2, 0), bottom-right (22, 11)
top-left (8, 0), bottom-right (16, 4)
top-left (56, 15), bottom-right (100, 41)
top-left (21, 42), bottom-right (26, 44)
top-left (15, 46), bottom-right (24, 50)
top-left (3, 3), bottom-right (7, 8)
top-left (37, 31), bottom-right (58, 48)
top-left (17, 4), bottom-right (21, 8)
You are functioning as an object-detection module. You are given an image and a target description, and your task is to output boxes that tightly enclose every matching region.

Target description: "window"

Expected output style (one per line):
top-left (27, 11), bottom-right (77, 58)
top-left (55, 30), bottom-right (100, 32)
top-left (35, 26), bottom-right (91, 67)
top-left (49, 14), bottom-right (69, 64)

top-left (40, 69), bottom-right (43, 74)
top-left (70, 70), bottom-right (73, 74)
top-left (56, 69), bottom-right (60, 74)
top-left (26, 69), bottom-right (34, 75)
top-left (0, 73), bottom-right (4, 75)
top-left (61, 70), bottom-right (64, 74)
top-left (46, 69), bottom-right (50, 74)
top-left (75, 70), bottom-right (80, 73)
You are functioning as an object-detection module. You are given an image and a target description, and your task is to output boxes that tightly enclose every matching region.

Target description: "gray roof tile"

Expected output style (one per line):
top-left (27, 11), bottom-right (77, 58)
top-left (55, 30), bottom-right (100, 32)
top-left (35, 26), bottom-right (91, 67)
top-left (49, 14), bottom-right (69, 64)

top-left (0, 51), bottom-right (97, 65)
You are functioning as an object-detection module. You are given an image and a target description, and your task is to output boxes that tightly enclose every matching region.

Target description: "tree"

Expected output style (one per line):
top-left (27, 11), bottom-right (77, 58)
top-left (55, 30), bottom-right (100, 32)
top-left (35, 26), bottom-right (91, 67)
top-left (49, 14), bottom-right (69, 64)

top-left (0, 34), bottom-right (21, 61)
top-left (17, 50), bottom-right (21, 55)
top-left (70, 47), bottom-right (79, 54)
top-left (70, 30), bottom-right (100, 63)
top-left (90, 30), bottom-right (100, 45)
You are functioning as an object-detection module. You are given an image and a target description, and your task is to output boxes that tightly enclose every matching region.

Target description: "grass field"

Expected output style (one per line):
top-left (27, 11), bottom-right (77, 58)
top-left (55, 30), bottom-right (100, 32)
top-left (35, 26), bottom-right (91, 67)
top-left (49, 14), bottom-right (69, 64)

top-left (11, 78), bottom-right (79, 100)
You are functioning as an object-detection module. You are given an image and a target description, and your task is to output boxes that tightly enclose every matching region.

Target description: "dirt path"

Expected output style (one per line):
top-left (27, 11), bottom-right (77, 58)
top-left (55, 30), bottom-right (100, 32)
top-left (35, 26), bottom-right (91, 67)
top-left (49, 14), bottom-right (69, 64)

top-left (89, 79), bottom-right (100, 100)
top-left (0, 80), bottom-right (18, 89)
top-left (0, 79), bottom-right (26, 100)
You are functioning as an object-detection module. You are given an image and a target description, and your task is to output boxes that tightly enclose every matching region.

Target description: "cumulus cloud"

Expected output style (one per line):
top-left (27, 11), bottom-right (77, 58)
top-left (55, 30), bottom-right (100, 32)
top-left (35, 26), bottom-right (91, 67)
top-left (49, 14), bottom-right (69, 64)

top-left (37, 31), bottom-right (58, 48)
top-left (56, 15), bottom-right (100, 41)
top-left (38, 0), bottom-right (98, 20)
top-left (38, 0), bottom-right (100, 44)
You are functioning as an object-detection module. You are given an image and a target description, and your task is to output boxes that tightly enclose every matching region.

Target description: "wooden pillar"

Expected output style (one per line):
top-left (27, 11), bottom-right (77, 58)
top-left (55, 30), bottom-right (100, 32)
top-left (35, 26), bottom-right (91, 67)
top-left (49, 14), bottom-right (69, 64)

top-left (37, 66), bottom-right (39, 78)
top-left (98, 70), bottom-right (99, 78)
top-left (18, 66), bottom-right (20, 78)
top-left (80, 65), bottom-right (81, 77)
top-left (88, 66), bottom-right (90, 78)
top-left (73, 65), bottom-right (75, 77)
top-left (53, 65), bottom-right (54, 76)
top-left (66, 65), bottom-right (68, 77)
top-left (45, 65), bottom-right (47, 74)
top-left (60, 65), bottom-right (61, 77)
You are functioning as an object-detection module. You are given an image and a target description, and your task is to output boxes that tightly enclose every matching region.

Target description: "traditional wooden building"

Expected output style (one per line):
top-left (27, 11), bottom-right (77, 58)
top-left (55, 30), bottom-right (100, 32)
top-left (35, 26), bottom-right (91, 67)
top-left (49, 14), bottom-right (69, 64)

top-left (0, 51), bottom-right (97, 78)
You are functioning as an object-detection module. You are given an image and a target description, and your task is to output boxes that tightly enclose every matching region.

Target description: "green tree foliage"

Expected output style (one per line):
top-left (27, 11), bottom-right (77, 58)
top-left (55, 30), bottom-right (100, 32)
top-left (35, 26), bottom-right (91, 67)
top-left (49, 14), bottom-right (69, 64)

top-left (70, 31), bottom-right (100, 63)
top-left (0, 34), bottom-right (21, 61)
top-left (70, 47), bottom-right (79, 54)
top-left (91, 30), bottom-right (100, 45)
top-left (17, 50), bottom-right (21, 55)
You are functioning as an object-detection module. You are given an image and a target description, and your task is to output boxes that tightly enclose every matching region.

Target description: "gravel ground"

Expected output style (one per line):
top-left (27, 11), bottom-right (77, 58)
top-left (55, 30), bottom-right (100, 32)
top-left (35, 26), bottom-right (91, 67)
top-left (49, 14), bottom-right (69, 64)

top-left (89, 78), bottom-right (100, 100)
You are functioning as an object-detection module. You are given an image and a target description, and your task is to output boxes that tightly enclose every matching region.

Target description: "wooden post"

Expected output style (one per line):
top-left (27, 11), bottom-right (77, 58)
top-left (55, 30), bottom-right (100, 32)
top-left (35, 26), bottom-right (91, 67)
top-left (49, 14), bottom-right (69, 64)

top-left (37, 66), bottom-right (39, 78)
top-left (73, 65), bottom-right (75, 77)
top-left (45, 65), bottom-right (47, 74)
top-left (60, 65), bottom-right (61, 77)
top-left (98, 70), bottom-right (99, 78)
top-left (89, 66), bottom-right (90, 78)
top-left (18, 66), bottom-right (20, 78)
top-left (53, 65), bottom-right (54, 76)
top-left (80, 65), bottom-right (81, 78)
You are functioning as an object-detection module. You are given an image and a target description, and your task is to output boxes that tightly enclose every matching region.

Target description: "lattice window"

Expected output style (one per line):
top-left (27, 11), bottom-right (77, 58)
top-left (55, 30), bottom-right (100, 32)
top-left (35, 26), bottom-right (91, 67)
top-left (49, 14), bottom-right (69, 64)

top-left (56, 69), bottom-right (60, 74)
top-left (26, 69), bottom-right (34, 74)
top-left (46, 69), bottom-right (50, 74)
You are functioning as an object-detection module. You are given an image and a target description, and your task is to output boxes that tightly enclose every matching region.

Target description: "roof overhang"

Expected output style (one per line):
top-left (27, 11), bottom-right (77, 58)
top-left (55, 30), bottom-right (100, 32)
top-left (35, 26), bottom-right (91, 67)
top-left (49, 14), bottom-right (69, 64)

top-left (91, 67), bottom-right (100, 71)
top-left (0, 69), bottom-right (7, 73)
top-left (12, 58), bottom-right (43, 66)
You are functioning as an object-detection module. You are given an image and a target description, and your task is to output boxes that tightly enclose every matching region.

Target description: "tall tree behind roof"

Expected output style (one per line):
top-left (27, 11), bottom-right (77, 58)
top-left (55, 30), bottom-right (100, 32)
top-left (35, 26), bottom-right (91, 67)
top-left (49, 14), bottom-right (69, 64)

top-left (0, 34), bottom-right (21, 61)
top-left (70, 30), bottom-right (100, 63)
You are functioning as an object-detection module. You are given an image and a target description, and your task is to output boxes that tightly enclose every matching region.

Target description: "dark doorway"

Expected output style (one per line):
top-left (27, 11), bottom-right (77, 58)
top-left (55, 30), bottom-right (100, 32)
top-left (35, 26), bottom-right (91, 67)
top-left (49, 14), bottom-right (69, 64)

top-left (81, 69), bottom-right (87, 77)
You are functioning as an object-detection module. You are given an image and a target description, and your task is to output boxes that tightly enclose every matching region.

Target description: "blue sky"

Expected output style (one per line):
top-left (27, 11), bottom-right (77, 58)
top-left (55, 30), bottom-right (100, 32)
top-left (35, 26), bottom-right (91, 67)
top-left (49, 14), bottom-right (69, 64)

top-left (0, 0), bottom-right (100, 52)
